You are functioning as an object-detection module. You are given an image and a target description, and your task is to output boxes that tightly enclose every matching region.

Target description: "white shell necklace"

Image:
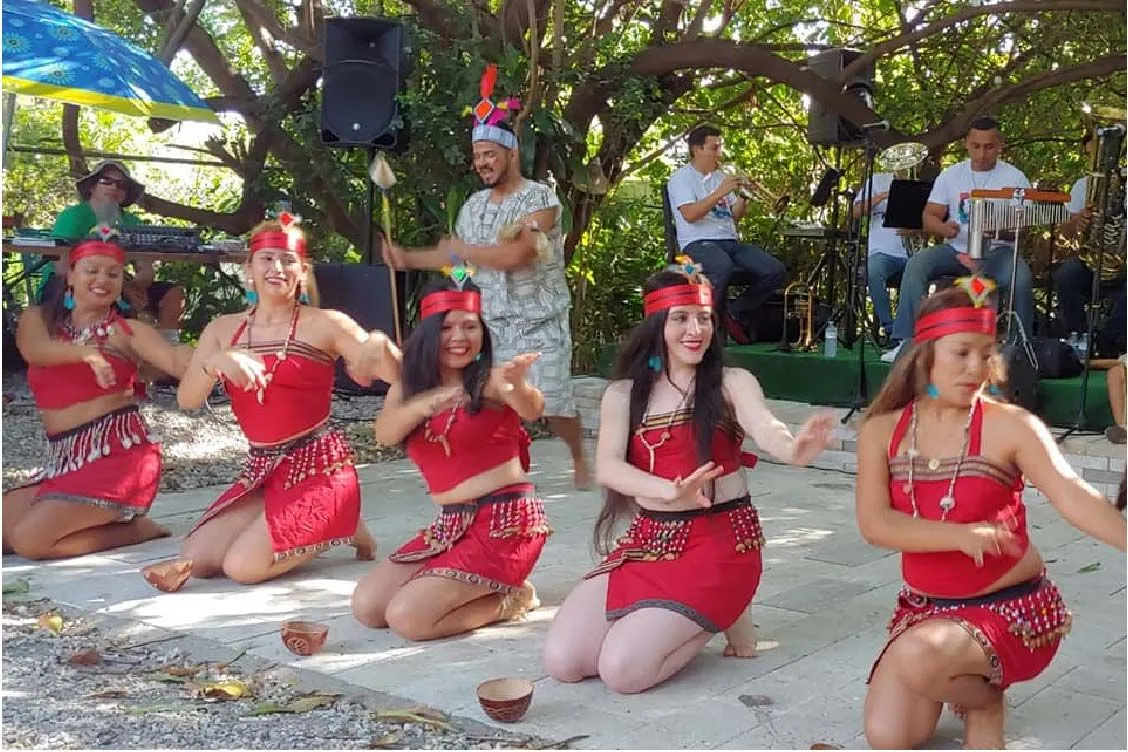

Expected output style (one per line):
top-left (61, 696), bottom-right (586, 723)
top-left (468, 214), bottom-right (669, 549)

top-left (906, 397), bottom-right (978, 520)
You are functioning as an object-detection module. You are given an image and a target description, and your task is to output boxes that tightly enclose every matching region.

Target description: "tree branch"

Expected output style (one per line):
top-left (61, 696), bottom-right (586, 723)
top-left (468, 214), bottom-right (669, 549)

top-left (499, 0), bottom-right (552, 49)
top-left (841, 0), bottom-right (1124, 83)
top-left (232, 0), bottom-right (318, 60)
top-left (158, 0), bottom-right (206, 64)
top-left (236, 0), bottom-right (290, 84)
top-left (918, 53), bottom-right (1127, 148)
top-left (403, 0), bottom-right (473, 41)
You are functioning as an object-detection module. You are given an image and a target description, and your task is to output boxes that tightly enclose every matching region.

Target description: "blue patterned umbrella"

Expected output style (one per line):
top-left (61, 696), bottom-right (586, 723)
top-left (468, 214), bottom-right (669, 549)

top-left (2, 0), bottom-right (218, 123)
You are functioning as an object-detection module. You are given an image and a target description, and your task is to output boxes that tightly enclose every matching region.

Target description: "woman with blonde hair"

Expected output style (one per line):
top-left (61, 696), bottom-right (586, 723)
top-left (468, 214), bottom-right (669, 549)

top-left (143, 216), bottom-right (401, 590)
top-left (855, 279), bottom-right (1126, 748)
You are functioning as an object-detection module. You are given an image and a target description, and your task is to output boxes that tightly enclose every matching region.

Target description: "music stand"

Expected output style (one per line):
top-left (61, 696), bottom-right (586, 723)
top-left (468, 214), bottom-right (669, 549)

top-left (883, 179), bottom-right (933, 231)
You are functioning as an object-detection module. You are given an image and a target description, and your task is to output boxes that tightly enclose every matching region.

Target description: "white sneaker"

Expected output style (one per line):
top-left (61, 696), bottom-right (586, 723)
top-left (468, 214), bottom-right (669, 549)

top-left (880, 340), bottom-right (904, 363)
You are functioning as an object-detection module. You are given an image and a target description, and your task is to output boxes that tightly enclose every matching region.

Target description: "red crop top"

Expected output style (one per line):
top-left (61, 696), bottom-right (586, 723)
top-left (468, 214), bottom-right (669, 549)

top-left (627, 408), bottom-right (758, 480)
top-left (223, 320), bottom-right (335, 445)
top-left (888, 399), bottom-right (1030, 598)
top-left (27, 313), bottom-right (139, 410)
top-left (404, 402), bottom-right (531, 494)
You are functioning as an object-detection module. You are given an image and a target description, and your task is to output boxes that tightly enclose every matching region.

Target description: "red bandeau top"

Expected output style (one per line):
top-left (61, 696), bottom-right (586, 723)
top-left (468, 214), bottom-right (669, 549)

top-left (887, 399), bottom-right (1030, 598)
top-left (404, 402), bottom-right (531, 494)
top-left (27, 312), bottom-right (139, 410)
top-left (28, 350), bottom-right (139, 410)
top-left (223, 319), bottom-right (335, 445)
top-left (626, 408), bottom-right (758, 480)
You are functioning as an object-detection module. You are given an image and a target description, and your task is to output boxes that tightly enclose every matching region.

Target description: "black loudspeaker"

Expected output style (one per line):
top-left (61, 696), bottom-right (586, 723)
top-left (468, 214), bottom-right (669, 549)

top-left (313, 262), bottom-right (405, 395)
top-left (805, 48), bottom-right (876, 148)
top-left (320, 17), bottom-right (411, 150)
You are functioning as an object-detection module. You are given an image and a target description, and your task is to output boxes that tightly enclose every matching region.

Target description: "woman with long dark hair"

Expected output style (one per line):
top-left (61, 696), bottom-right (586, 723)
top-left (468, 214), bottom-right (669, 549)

top-left (142, 217), bottom-right (400, 589)
top-left (351, 272), bottom-right (550, 640)
top-left (541, 264), bottom-right (835, 694)
top-left (3, 234), bottom-right (191, 559)
top-left (855, 281), bottom-right (1126, 749)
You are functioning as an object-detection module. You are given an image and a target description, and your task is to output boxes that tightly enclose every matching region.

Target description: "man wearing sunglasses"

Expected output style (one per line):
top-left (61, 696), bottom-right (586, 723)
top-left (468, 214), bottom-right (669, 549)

top-left (44, 161), bottom-right (185, 343)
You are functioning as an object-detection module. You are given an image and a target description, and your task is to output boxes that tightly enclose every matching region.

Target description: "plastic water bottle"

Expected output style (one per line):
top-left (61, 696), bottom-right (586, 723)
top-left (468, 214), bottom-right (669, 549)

top-left (1068, 331), bottom-right (1079, 356)
top-left (1077, 332), bottom-right (1089, 360)
top-left (824, 322), bottom-right (838, 358)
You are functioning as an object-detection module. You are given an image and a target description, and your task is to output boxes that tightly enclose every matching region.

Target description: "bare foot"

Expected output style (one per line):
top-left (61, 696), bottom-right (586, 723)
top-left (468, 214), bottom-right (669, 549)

top-left (723, 614), bottom-right (759, 658)
top-left (962, 694), bottom-right (1006, 749)
top-left (141, 558), bottom-right (193, 593)
top-left (134, 517), bottom-right (172, 543)
top-left (353, 522), bottom-right (377, 561)
top-left (573, 458), bottom-right (592, 490)
top-left (498, 581), bottom-right (540, 621)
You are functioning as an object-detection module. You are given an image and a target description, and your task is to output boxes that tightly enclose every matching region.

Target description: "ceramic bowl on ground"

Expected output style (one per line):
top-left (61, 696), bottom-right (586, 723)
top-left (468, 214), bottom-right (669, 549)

top-left (280, 620), bottom-right (328, 656)
top-left (141, 559), bottom-right (192, 593)
top-left (476, 677), bottom-right (534, 723)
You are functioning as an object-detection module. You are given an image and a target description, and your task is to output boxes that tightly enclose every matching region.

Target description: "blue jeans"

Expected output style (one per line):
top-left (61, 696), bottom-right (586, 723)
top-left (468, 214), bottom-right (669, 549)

top-left (867, 252), bottom-right (908, 332)
top-left (682, 239), bottom-right (786, 323)
top-left (890, 243), bottom-right (1033, 342)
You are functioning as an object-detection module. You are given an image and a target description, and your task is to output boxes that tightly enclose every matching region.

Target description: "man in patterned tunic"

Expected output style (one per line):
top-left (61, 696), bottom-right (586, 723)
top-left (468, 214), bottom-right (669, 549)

top-left (383, 72), bottom-right (589, 488)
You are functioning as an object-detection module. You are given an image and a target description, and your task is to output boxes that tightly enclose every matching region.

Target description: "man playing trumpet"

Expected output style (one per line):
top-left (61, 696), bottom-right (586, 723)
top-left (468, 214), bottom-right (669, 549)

top-left (666, 125), bottom-right (786, 343)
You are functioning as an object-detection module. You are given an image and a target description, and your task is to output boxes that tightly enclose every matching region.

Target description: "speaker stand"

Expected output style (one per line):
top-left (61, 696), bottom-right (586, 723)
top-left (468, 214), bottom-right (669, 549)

top-left (365, 146), bottom-right (378, 265)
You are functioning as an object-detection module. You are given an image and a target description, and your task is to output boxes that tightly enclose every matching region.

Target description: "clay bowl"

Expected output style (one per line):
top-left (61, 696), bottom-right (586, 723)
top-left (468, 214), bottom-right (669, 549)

top-left (476, 677), bottom-right (534, 723)
top-left (280, 620), bottom-right (329, 656)
top-left (141, 559), bottom-right (192, 593)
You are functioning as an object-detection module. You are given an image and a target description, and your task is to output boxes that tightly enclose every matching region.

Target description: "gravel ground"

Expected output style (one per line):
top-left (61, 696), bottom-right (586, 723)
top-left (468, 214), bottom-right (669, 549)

top-left (1, 373), bottom-right (554, 493)
top-left (1, 592), bottom-right (563, 750)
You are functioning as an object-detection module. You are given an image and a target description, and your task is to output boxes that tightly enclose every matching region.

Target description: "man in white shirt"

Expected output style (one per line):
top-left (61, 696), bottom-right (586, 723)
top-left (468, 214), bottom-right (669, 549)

top-left (883, 117), bottom-right (1034, 360)
top-left (666, 126), bottom-right (786, 341)
top-left (852, 171), bottom-right (908, 338)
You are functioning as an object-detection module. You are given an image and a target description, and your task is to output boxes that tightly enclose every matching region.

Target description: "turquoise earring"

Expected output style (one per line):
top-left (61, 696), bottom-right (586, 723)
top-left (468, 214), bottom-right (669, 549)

top-left (474, 352), bottom-right (482, 362)
top-left (245, 289), bottom-right (258, 305)
top-left (926, 383), bottom-right (940, 399)
top-left (63, 289), bottom-right (75, 310)
top-left (647, 355), bottom-right (662, 371)
top-left (299, 292), bottom-right (310, 304)
top-left (988, 383), bottom-right (1002, 396)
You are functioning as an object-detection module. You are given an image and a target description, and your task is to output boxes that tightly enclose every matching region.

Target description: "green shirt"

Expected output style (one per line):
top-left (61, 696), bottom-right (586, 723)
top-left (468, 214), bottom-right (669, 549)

top-left (36, 203), bottom-right (143, 301)
top-left (51, 201), bottom-right (142, 241)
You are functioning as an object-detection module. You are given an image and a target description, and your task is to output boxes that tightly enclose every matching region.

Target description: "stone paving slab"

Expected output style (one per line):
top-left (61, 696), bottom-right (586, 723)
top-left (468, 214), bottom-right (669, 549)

top-left (3, 437), bottom-right (1125, 749)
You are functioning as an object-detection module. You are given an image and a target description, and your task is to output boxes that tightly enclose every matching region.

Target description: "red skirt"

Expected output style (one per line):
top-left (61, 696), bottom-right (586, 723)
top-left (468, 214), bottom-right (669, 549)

top-left (18, 405), bottom-right (161, 519)
top-left (585, 496), bottom-right (764, 633)
top-left (869, 575), bottom-right (1071, 689)
top-left (389, 483), bottom-right (550, 594)
top-left (189, 426), bottom-right (360, 560)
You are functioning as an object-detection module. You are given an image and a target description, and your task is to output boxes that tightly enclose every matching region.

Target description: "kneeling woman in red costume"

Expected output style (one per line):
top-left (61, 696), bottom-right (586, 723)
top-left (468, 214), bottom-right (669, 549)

top-left (149, 217), bottom-right (400, 589)
top-left (351, 271), bottom-right (549, 641)
top-left (542, 263), bottom-right (835, 694)
top-left (856, 280), bottom-right (1127, 749)
top-left (3, 234), bottom-right (192, 559)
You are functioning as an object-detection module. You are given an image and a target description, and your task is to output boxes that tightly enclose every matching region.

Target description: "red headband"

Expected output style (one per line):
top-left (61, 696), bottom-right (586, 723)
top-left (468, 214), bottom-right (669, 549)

top-left (643, 284), bottom-right (713, 317)
top-left (70, 240), bottom-right (125, 266)
top-left (913, 307), bottom-right (997, 343)
top-left (420, 291), bottom-right (481, 320)
top-left (250, 230), bottom-right (307, 257)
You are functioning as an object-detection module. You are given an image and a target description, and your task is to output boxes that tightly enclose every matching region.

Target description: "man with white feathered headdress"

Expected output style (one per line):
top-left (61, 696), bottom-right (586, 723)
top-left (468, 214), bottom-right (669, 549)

top-left (384, 64), bottom-right (590, 489)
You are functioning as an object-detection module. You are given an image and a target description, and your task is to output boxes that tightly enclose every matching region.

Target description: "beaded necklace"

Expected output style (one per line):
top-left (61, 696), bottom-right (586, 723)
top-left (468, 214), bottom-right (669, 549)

top-left (62, 308), bottom-right (118, 346)
top-left (905, 397), bottom-right (978, 520)
top-left (243, 303), bottom-right (300, 404)
top-left (423, 396), bottom-right (463, 458)
top-left (635, 378), bottom-right (694, 473)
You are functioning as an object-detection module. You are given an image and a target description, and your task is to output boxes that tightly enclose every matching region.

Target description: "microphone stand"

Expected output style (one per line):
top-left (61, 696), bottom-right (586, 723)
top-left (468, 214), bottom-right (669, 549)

top-left (842, 127), bottom-right (882, 424)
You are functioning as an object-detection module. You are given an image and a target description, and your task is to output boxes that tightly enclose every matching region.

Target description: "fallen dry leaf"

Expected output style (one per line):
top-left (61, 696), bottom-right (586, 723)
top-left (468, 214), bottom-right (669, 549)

top-left (368, 731), bottom-right (403, 749)
top-left (810, 744), bottom-right (843, 750)
top-left (160, 664), bottom-right (203, 677)
top-left (371, 707), bottom-right (453, 731)
top-left (37, 612), bottom-right (63, 635)
top-left (738, 694), bottom-right (773, 707)
top-left (86, 689), bottom-right (128, 699)
top-left (284, 694), bottom-right (335, 713)
top-left (67, 648), bottom-right (103, 666)
top-left (197, 679), bottom-right (252, 701)
top-left (2, 579), bottom-right (30, 596)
